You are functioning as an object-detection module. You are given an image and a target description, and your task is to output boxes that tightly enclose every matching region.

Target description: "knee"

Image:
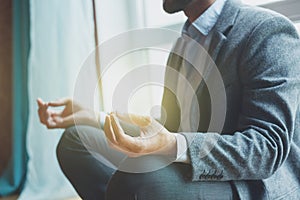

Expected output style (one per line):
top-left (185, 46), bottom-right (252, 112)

top-left (56, 126), bottom-right (79, 166)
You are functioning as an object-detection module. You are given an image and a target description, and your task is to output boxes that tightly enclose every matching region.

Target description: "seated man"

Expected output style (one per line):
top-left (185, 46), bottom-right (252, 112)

top-left (38, 0), bottom-right (300, 199)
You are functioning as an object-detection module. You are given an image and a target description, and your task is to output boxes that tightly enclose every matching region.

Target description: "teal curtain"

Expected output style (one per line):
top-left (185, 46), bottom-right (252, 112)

top-left (0, 0), bottom-right (29, 196)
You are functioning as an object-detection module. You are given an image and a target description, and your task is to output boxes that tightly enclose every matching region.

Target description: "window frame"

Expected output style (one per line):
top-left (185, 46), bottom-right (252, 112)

top-left (261, 0), bottom-right (300, 22)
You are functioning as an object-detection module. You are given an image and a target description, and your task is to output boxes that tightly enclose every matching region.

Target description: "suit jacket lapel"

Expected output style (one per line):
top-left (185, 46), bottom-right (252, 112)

top-left (209, 0), bottom-right (241, 62)
top-left (162, 0), bottom-right (242, 132)
top-left (196, 0), bottom-right (241, 93)
top-left (208, 31), bottom-right (227, 62)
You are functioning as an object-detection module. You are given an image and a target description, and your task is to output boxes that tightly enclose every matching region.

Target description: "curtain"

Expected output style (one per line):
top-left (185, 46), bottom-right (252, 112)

top-left (0, 0), bottom-right (29, 196)
top-left (0, 0), bottom-right (182, 198)
top-left (18, 0), bottom-right (96, 199)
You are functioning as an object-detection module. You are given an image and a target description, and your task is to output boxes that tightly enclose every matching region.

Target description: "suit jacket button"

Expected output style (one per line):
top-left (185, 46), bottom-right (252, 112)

top-left (199, 174), bottom-right (203, 180)
top-left (207, 174), bottom-right (212, 180)
top-left (217, 174), bottom-right (223, 180)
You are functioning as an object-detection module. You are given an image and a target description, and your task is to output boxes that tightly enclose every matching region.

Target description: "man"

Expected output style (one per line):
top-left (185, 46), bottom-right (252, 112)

top-left (38, 0), bottom-right (300, 199)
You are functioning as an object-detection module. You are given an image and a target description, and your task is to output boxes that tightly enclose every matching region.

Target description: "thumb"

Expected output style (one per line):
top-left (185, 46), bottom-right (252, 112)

top-left (48, 98), bottom-right (71, 107)
top-left (53, 115), bottom-right (75, 128)
top-left (116, 113), bottom-right (152, 127)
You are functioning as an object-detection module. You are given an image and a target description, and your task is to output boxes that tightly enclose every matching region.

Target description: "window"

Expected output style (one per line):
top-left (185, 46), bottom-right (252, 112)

top-left (295, 23), bottom-right (300, 34)
top-left (248, 0), bottom-right (300, 22)
top-left (242, 0), bottom-right (284, 6)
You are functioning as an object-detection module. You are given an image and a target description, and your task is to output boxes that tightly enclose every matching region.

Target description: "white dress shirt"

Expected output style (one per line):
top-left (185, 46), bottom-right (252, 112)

top-left (174, 0), bottom-right (227, 163)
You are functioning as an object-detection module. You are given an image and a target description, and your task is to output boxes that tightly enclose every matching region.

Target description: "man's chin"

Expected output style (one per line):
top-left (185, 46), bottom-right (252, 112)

top-left (163, 4), bottom-right (183, 14)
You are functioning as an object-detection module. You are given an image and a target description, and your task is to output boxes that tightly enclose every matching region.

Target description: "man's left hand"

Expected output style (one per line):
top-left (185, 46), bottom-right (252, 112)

top-left (104, 113), bottom-right (176, 158)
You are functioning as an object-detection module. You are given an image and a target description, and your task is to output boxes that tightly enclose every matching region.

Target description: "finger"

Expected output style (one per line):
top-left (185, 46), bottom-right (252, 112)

top-left (38, 107), bottom-right (50, 124)
top-left (37, 98), bottom-right (48, 108)
top-left (141, 119), bottom-right (165, 136)
top-left (105, 124), bottom-right (141, 157)
top-left (111, 114), bottom-right (146, 153)
top-left (103, 116), bottom-right (117, 144)
top-left (45, 118), bottom-right (59, 129)
top-left (50, 111), bottom-right (62, 118)
top-left (111, 114), bottom-right (126, 141)
top-left (106, 116), bottom-right (142, 156)
top-left (47, 118), bottom-right (67, 129)
top-left (37, 98), bottom-right (44, 107)
top-left (52, 115), bottom-right (74, 128)
top-left (48, 97), bottom-right (71, 107)
top-left (116, 113), bottom-right (152, 127)
top-left (38, 111), bottom-right (47, 124)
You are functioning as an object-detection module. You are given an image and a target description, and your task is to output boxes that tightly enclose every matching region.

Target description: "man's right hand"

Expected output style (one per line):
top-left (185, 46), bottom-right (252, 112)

top-left (37, 97), bottom-right (100, 129)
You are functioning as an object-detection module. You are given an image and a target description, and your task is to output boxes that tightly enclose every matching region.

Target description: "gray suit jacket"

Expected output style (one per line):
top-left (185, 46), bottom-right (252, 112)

top-left (162, 0), bottom-right (300, 199)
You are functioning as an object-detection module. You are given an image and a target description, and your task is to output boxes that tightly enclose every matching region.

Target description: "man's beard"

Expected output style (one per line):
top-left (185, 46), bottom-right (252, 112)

top-left (163, 0), bottom-right (193, 14)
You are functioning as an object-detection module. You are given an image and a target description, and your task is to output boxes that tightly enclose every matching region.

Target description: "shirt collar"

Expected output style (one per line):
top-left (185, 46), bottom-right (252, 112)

top-left (183, 0), bottom-right (227, 36)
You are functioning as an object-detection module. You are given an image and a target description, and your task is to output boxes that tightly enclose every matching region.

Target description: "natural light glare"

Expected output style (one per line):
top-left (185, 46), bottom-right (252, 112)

top-left (100, 48), bottom-right (170, 115)
top-left (242, 0), bottom-right (285, 6)
top-left (128, 84), bottom-right (164, 117)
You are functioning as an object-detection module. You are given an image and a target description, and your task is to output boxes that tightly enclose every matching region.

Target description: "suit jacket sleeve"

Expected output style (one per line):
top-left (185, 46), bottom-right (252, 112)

top-left (181, 16), bottom-right (300, 181)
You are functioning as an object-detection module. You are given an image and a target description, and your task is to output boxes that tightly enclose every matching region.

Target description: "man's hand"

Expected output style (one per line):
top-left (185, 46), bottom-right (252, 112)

top-left (104, 113), bottom-right (176, 158)
top-left (37, 97), bottom-right (99, 129)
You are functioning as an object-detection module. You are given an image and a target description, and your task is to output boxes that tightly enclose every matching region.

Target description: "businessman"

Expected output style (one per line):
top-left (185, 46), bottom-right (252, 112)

top-left (38, 0), bottom-right (300, 199)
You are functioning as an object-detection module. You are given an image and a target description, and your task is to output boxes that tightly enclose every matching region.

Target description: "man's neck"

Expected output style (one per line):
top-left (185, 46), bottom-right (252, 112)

top-left (183, 0), bottom-right (216, 22)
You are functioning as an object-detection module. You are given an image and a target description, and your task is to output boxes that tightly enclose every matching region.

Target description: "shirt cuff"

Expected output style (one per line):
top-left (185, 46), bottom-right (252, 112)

top-left (174, 133), bottom-right (190, 163)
